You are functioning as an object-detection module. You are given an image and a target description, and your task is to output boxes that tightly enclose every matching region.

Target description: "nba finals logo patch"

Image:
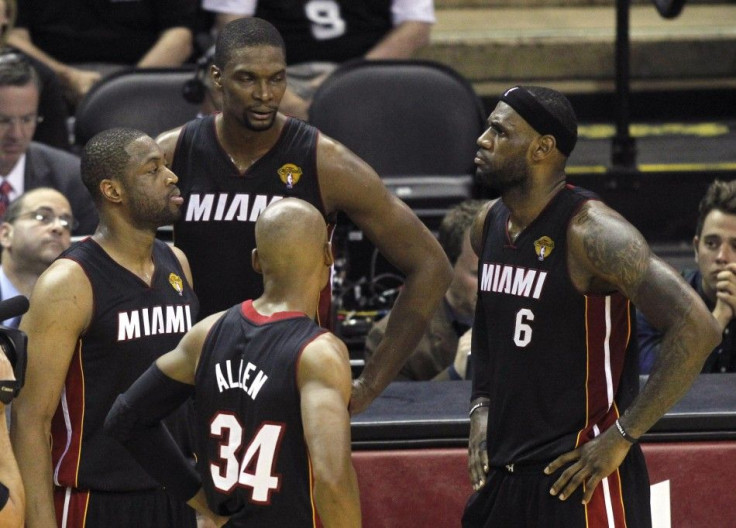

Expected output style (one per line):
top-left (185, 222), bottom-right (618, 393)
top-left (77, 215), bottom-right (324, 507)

top-left (169, 273), bottom-right (184, 296)
top-left (534, 236), bottom-right (555, 261)
top-left (278, 163), bottom-right (303, 190)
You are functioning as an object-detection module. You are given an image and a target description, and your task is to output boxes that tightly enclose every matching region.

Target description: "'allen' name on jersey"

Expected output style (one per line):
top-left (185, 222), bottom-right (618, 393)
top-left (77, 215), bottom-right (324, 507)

top-left (117, 304), bottom-right (194, 341)
top-left (480, 263), bottom-right (548, 299)
top-left (215, 359), bottom-right (269, 400)
top-left (185, 193), bottom-right (284, 223)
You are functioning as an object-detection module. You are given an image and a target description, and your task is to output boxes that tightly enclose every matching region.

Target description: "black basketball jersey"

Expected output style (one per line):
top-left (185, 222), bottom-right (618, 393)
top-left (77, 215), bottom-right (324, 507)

top-left (193, 300), bottom-right (327, 527)
top-left (171, 115), bottom-right (332, 320)
top-left (255, 0), bottom-right (392, 65)
top-left (473, 185), bottom-right (640, 467)
top-left (51, 238), bottom-right (199, 491)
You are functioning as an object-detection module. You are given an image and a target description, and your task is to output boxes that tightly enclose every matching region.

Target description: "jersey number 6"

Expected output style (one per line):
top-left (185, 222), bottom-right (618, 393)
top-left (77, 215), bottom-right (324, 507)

top-left (514, 308), bottom-right (534, 347)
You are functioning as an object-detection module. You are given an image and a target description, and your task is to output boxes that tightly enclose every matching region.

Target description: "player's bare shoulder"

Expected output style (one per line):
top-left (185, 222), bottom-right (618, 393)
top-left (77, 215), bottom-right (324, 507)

top-left (308, 332), bottom-right (351, 363)
top-left (156, 125), bottom-right (184, 166)
top-left (315, 132), bottom-right (370, 175)
top-left (33, 257), bottom-right (91, 302)
top-left (298, 331), bottom-right (352, 388)
top-left (568, 199), bottom-right (651, 295)
top-left (24, 257), bottom-right (94, 332)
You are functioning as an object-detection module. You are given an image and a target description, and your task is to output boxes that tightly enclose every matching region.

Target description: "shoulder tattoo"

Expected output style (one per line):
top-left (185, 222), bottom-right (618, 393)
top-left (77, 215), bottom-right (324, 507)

top-left (574, 205), bottom-right (648, 291)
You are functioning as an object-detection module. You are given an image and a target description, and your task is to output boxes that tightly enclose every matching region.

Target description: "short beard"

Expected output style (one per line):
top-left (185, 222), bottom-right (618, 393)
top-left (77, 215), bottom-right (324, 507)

top-left (476, 156), bottom-right (530, 194)
top-left (242, 111), bottom-right (276, 132)
top-left (127, 195), bottom-right (181, 230)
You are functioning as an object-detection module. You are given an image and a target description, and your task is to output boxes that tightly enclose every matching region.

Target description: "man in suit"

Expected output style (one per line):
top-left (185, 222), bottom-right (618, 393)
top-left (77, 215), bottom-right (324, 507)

top-left (0, 188), bottom-right (73, 324)
top-left (0, 55), bottom-right (97, 234)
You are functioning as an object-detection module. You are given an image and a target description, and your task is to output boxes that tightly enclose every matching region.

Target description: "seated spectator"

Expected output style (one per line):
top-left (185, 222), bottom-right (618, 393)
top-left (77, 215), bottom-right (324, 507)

top-left (638, 179), bottom-right (736, 374)
top-left (1, 188), bottom-right (73, 312)
top-left (0, 58), bottom-right (97, 234)
top-left (365, 199), bottom-right (485, 381)
top-left (7, 0), bottom-right (197, 106)
top-left (202, 0), bottom-right (435, 119)
top-left (1, 0), bottom-right (70, 150)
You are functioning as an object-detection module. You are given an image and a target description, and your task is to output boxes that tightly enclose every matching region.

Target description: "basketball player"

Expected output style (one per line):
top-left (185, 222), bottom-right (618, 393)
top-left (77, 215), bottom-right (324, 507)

top-left (157, 17), bottom-right (452, 413)
top-left (105, 198), bottom-right (361, 527)
top-left (463, 85), bottom-right (720, 527)
top-left (11, 128), bottom-right (201, 527)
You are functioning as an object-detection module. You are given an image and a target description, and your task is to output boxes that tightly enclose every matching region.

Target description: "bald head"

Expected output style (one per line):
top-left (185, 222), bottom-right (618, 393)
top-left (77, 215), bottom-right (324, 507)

top-left (254, 198), bottom-right (329, 279)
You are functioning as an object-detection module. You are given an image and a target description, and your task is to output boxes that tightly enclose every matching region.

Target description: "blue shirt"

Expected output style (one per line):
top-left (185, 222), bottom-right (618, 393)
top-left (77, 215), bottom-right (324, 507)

top-left (637, 268), bottom-right (736, 373)
top-left (0, 267), bottom-right (23, 328)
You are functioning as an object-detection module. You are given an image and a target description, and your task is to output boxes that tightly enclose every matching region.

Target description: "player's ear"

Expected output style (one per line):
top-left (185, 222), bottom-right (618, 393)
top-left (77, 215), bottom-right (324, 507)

top-left (323, 242), bottom-right (334, 267)
top-left (100, 179), bottom-right (123, 204)
top-left (0, 222), bottom-right (13, 250)
top-left (251, 248), bottom-right (262, 274)
top-left (211, 65), bottom-right (222, 89)
top-left (532, 135), bottom-right (555, 160)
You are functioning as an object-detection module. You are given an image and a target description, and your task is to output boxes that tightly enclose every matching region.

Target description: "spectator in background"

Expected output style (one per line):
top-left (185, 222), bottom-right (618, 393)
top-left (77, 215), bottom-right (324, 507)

top-left (0, 57), bottom-right (98, 235)
top-left (0, 188), bottom-right (73, 324)
top-left (0, 0), bottom-right (70, 150)
top-left (201, 0), bottom-right (435, 119)
top-left (7, 0), bottom-right (197, 106)
top-left (638, 179), bottom-right (736, 374)
top-left (365, 199), bottom-right (485, 381)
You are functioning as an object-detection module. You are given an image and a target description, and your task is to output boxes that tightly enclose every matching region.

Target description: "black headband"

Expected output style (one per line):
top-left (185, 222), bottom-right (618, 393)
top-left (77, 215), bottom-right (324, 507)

top-left (499, 86), bottom-right (577, 157)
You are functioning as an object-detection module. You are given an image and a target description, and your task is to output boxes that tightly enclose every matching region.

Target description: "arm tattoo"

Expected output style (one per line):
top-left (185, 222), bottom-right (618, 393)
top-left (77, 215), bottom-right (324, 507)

top-left (574, 206), bottom-right (648, 294)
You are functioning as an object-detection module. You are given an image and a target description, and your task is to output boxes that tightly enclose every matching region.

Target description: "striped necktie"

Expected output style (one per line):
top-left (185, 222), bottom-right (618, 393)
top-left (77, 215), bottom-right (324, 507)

top-left (0, 180), bottom-right (12, 219)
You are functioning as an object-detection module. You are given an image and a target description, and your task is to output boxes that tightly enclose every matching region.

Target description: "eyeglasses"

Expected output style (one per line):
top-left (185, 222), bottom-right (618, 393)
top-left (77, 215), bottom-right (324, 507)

top-left (0, 53), bottom-right (27, 67)
top-left (8, 207), bottom-right (78, 231)
top-left (0, 114), bottom-right (43, 131)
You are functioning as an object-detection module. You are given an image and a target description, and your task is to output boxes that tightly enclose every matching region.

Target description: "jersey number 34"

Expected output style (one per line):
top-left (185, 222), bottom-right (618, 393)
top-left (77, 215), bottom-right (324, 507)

top-left (210, 412), bottom-right (284, 503)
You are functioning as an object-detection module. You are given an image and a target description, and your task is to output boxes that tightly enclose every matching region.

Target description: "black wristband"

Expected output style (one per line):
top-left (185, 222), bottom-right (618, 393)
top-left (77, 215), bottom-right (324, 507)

top-left (614, 419), bottom-right (639, 444)
top-left (469, 401), bottom-right (489, 418)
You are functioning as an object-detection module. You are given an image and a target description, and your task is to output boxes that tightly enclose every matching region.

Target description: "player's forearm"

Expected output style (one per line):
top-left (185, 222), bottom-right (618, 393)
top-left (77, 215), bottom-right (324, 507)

top-left (359, 257), bottom-right (451, 394)
top-left (314, 469), bottom-right (361, 528)
top-left (10, 420), bottom-right (57, 526)
top-left (137, 27), bottom-right (193, 67)
top-left (621, 308), bottom-right (720, 439)
top-left (359, 287), bottom-right (439, 394)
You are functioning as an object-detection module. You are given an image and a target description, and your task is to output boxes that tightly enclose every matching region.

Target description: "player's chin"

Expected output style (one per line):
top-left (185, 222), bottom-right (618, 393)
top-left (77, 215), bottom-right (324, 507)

top-left (162, 205), bottom-right (182, 224)
top-left (244, 113), bottom-right (275, 131)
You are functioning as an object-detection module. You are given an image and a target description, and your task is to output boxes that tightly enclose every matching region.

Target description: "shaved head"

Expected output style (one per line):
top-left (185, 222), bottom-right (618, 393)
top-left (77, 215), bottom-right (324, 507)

top-left (254, 198), bottom-right (329, 279)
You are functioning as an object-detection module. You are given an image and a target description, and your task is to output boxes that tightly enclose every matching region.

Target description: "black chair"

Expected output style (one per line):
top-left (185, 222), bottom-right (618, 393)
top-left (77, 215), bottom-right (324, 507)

top-left (309, 59), bottom-right (487, 220)
top-left (74, 68), bottom-right (201, 147)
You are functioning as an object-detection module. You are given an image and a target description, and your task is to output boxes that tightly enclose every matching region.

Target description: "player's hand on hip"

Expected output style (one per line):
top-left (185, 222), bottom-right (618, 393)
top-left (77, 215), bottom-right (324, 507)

top-left (468, 407), bottom-right (489, 491)
top-left (544, 425), bottom-right (631, 504)
top-left (349, 378), bottom-right (379, 415)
